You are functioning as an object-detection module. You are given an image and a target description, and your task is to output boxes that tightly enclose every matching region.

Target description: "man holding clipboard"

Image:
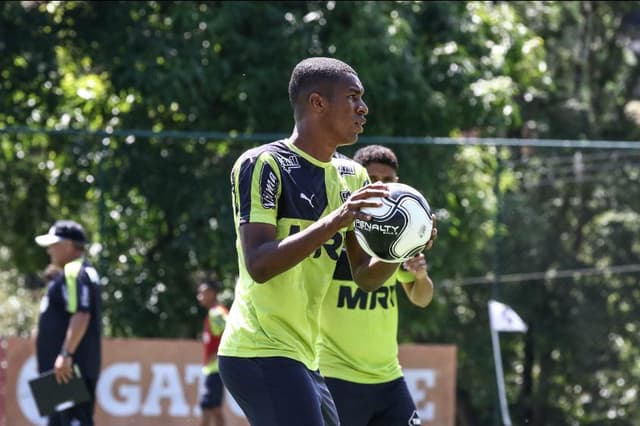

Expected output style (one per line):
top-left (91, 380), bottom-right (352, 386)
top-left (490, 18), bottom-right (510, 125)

top-left (33, 220), bottom-right (102, 425)
top-left (29, 364), bottom-right (91, 418)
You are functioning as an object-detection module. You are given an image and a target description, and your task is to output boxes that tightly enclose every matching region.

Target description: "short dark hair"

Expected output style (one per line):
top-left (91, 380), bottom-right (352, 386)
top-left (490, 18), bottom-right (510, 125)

top-left (194, 271), bottom-right (222, 292)
top-left (288, 57), bottom-right (357, 109)
top-left (202, 278), bottom-right (221, 292)
top-left (353, 145), bottom-right (399, 171)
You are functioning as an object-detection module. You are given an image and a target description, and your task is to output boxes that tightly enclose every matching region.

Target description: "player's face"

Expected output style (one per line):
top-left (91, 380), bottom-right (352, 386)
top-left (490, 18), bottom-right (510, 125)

top-left (327, 73), bottom-right (368, 146)
top-left (46, 240), bottom-right (73, 267)
top-left (197, 284), bottom-right (215, 307)
top-left (366, 162), bottom-right (398, 184)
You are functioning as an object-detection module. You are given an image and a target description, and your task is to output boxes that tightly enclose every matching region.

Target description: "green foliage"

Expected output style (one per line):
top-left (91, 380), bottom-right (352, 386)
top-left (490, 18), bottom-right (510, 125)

top-left (0, 254), bottom-right (40, 338)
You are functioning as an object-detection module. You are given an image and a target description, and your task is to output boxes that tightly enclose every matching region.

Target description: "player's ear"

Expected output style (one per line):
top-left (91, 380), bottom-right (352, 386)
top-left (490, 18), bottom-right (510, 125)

top-left (394, 175), bottom-right (400, 182)
top-left (308, 92), bottom-right (326, 112)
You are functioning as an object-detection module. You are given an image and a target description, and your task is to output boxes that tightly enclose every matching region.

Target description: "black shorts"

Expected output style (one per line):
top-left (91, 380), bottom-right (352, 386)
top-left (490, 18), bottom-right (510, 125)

top-left (324, 376), bottom-right (420, 426)
top-left (219, 355), bottom-right (339, 426)
top-left (200, 372), bottom-right (224, 409)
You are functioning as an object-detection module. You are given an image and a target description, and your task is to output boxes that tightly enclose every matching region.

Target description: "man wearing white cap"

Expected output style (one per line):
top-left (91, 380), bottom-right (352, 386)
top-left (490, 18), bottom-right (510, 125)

top-left (35, 220), bottom-right (102, 426)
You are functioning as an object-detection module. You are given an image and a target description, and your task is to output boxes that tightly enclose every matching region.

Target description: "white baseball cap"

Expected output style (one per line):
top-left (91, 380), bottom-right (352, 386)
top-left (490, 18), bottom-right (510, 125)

top-left (35, 220), bottom-right (87, 247)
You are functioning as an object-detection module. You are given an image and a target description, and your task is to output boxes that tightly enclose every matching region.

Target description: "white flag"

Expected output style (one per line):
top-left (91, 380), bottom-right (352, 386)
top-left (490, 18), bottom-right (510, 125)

top-left (488, 300), bottom-right (527, 333)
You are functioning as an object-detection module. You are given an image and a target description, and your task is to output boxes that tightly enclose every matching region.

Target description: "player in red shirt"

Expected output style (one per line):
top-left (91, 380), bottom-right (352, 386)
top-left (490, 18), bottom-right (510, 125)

top-left (197, 276), bottom-right (228, 426)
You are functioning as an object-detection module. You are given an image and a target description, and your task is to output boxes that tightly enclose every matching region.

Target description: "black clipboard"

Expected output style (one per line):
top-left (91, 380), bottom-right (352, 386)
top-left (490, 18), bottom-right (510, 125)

top-left (28, 365), bottom-right (91, 416)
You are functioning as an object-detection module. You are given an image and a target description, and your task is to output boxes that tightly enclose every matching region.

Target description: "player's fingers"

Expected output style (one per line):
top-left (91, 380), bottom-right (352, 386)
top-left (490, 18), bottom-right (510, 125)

top-left (350, 185), bottom-right (389, 200)
top-left (337, 203), bottom-right (369, 222)
top-left (64, 366), bottom-right (73, 383)
top-left (352, 210), bottom-right (377, 222)
top-left (361, 182), bottom-right (388, 191)
top-left (353, 201), bottom-right (382, 212)
top-left (406, 256), bottom-right (426, 271)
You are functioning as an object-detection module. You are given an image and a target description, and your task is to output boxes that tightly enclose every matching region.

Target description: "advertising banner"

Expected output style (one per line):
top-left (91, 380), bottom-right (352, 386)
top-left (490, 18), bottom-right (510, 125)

top-left (2, 338), bottom-right (455, 425)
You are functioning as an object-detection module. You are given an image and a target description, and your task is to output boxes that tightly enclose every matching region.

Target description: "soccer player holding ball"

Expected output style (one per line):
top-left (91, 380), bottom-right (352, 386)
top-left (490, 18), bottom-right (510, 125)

top-left (218, 58), bottom-right (401, 426)
top-left (318, 145), bottom-right (438, 426)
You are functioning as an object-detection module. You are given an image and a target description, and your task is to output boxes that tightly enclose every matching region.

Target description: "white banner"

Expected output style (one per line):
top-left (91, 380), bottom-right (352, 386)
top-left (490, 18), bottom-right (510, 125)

top-left (2, 338), bottom-right (457, 426)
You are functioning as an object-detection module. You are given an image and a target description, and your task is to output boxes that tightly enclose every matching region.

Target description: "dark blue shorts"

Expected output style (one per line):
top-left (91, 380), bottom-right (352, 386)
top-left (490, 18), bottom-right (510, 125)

top-left (324, 376), bottom-right (420, 426)
top-left (219, 355), bottom-right (339, 426)
top-left (200, 372), bottom-right (224, 409)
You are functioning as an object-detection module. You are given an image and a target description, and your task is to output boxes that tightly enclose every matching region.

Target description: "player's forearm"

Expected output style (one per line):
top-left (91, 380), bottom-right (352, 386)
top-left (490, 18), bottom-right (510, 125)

top-left (343, 231), bottom-right (397, 292)
top-left (244, 216), bottom-right (343, 283)
top-left (352, 259), bottom-right (398, 292)
top-left (406, 272), bottom-right (434, 307)
top-left (62, 312), bottom-right (90, 354)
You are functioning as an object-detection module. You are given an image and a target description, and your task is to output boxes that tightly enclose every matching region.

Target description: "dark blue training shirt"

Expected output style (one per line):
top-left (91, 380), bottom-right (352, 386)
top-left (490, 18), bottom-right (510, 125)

top-left (36, 258), bottom-right (102, 379)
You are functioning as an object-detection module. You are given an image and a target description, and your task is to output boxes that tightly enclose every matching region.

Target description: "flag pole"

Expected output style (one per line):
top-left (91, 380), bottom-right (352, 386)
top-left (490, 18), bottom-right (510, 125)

top-left (491, 152), bottom-right (504, 426)
top-left (489, 300), bottom-right (527, 426)
top-left (490, 324), bottom-right (513, 426)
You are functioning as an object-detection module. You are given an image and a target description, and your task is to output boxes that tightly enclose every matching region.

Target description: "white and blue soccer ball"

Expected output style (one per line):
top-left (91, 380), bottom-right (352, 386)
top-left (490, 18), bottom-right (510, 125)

top-left (354, 182), bottom-right (433, 263)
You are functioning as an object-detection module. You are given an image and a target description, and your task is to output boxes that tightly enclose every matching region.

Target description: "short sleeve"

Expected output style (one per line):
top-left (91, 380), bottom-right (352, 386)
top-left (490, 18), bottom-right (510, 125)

top-left (208, 307), bottom-right (227, 336)
top-left (233, 152), bottom-right (282, 226)
top-left (396, 266), bottom-right (416, 284)
top-left (64, 260), bottom-right (96, 313)
top-left (346, 162), bottom-right (371, 232)
top-left (75, 270), bottom-right (93, 312)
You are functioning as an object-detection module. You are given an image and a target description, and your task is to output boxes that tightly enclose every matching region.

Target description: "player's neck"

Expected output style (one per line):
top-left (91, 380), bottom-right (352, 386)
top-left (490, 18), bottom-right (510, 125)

top-left (289, 125), bottom-right (336, 162)
top-left (61, 253), bottom-right (84, 266)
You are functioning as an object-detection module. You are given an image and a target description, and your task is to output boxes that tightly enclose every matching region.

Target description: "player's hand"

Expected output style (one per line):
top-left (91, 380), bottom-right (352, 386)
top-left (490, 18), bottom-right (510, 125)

top-left (403, 253), bottom-right (428, 274)
top-left (424, 214), bottom-right (437, 251)
top-left (54, 354), bottom-right (73, 384)
top-left (331, 183), bottom-right (389, 229)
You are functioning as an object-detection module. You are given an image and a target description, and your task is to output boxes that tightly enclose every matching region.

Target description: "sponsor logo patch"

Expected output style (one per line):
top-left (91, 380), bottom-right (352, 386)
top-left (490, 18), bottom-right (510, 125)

top-left (300, 192), bottom-right (316, 208)
top-left (355, 219), bottom-right (400, 235)
top-left (275, 154), bottom-right (301, 173)
top-left (337, 163), bottom-right (356, 176)
top-left (260, 163), bottom-right (278, 209)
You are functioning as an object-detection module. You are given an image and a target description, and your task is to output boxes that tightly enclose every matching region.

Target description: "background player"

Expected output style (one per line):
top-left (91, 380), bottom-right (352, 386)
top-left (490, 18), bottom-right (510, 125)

top-left (319, 144), bottom-right (437, 426)
top-left (34, 220), bottom-right (102, 426)
top-left (196, 275), bottom-right (228, 426)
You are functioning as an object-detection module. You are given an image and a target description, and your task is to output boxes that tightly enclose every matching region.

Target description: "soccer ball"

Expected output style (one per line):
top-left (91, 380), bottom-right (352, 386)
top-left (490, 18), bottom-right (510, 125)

top-left (354, 182), bottom-right (433, 263)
